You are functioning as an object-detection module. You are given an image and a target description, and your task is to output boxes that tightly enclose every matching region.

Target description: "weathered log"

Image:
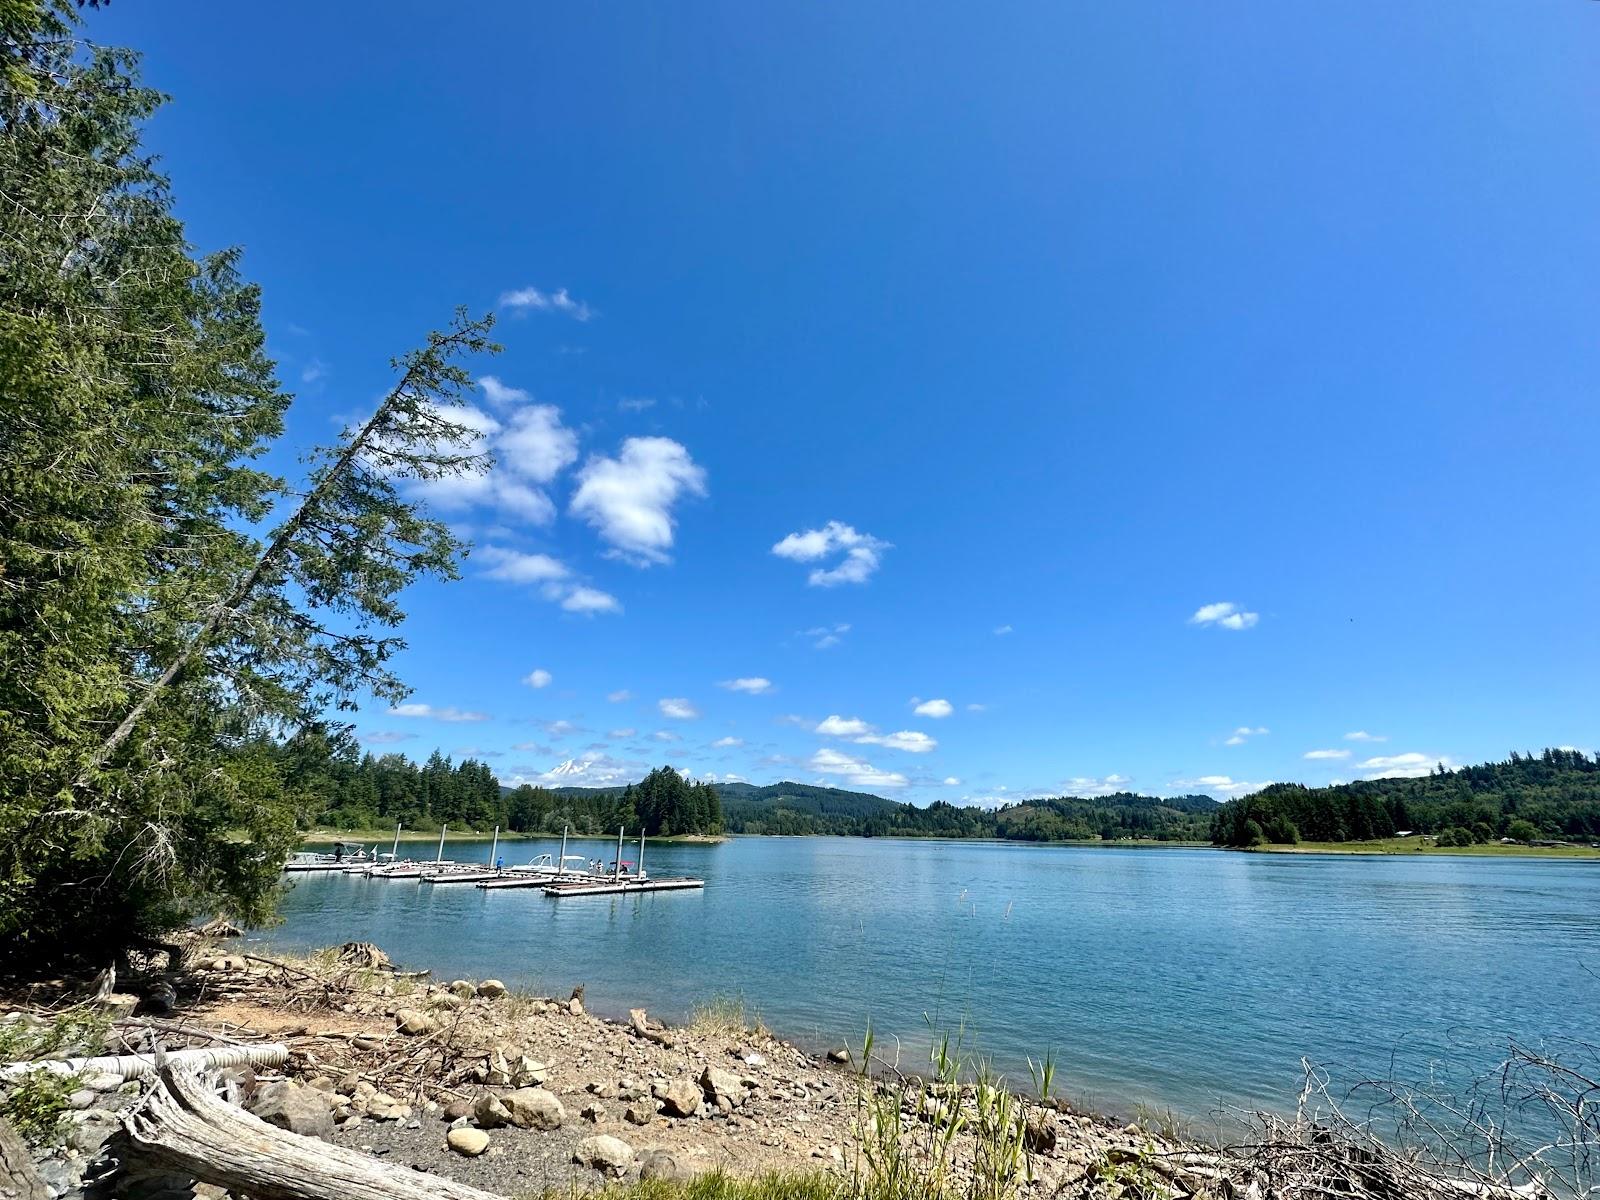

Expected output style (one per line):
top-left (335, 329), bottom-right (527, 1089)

top-left (0, 1115), bottom-right (49, 1200)
top-left (120, 1063), bottom-right (505, 1200)
top-left (1, 1043), bottom-right (287, 1084)
top-left (629, 1008), bottom-right (674, 1049)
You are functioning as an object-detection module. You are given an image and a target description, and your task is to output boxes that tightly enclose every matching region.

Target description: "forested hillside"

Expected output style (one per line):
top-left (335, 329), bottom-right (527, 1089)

top-left (1211, 749), bottom-right (1600, 847)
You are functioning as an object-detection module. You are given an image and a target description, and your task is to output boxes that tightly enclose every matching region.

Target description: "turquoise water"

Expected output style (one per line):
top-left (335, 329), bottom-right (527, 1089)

top-left (264, 836), bottom-right (1600, 1124)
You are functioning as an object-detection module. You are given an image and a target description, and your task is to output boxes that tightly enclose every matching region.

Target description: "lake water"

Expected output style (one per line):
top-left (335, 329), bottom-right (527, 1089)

top-left (263, 836), bottom-right (1600, 1128)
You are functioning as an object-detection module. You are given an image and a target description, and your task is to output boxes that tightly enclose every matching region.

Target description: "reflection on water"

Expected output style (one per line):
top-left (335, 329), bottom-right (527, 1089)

top-left (261, 836), bottom-right (1600, 1123)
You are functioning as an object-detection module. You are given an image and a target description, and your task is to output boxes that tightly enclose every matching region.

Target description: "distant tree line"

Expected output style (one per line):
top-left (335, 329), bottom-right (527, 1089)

top-left (1210, 749), bottom-right (1600, 847)
top-left (275, 731), bottom-right (723, 837)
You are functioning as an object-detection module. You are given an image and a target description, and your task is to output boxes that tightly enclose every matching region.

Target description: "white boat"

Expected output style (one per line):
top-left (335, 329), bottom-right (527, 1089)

top-left (283, 844), bottom-right (372, 872)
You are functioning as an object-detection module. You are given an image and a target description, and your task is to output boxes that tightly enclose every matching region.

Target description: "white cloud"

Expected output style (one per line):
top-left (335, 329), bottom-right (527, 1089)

top-left (1189, 602), bottom-right (1260, 631)
top-left (477, 546), bottom-right (569, 584)
top-left (571, 437), bottom-right (707, 565)
top-left (609, 728), bottom-right (637, 739)
top-left (499, 285), bottom-right (594, 321)
top-left (712, 736), bottom-right (743, 748)
top-left (719, 677), bottom-right (773, 695)
top-left (522, 668), bottom-right (553, 689)
top-left (653, 730), bottom-right (680, 742)
top-left (966, 703), bottom-right (987, 713)
top-left (809, 747), bottom-right (908, 789)
top-left (1344, 730), bottom-right (1387, 742)
top-left (607, 690), bottom-right (633, 703)
top-left (388, 703), bottom-right (489, 722)
top-left (1304, 749), bottom-right (1350, 761)
top-left (802, 623), bottom-right (851, 649)
top-left (1358, 752), bottom-right (1453, 780)
top-left (1172, 775), bottom-right (1265, 797)
top-left (556, 585), bottom-right (622, 615)
top-left (944, 777), bottom-right (962, 786)
top-left (772, 521), bottom-right (890, 587)
top-left (1225, 725), bottom-right (1269, 745)
top-left (658, 698), bottom-right (700, 720)
top-left (498, 402), bottom-right (579, 484)
top-left (816, 715), bottom-right (872, 737)
top-left (856, 730), bottom-right (937, 754)
top-left (618, 397), bottom-right (656, 413)
top-left (362, 730), bottom-right (416, 744)
top-left (301, 358), bottom-right (327, 385)
top-left (1059, 774), bottom-right (1133, 798)
top-left (913, 698), bottom-right (954, 719)
top-left (993, 624), bottom-right (1014, 636)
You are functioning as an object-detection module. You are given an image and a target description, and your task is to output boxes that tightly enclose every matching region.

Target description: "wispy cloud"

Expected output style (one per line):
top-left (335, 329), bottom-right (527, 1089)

top-left (1062, 774), bottom-right (1133, 798)
top-left (553, 584), bottom-right (623, 615)
top-left (653, 730), bottom-right (680, 742)
top-left (1358, 752), bottom-right (1452, 780)
top-left (993, 624), bottom-right (1014, 636)
top-left (1344, 730), bottom-right (1387, 743)
top-left (1189, 602), bottom-right (1260, 631)
top-left (712, 736), bottom-right (743, 748)
top-left (816, 715), bottom-right (872, 737)
top-left (801, 623), bottom-right (851, 649)
top-left (719, 677), bottom-right (773, 695)
top-left (1224, 725), bottom-right (1269, 746)
top-left (571, 437), bottom-right (707, 566)
top-left (301, 358), bottom-right (328, 386)
top-left (499, 285), bottom-right (594, 321)
top-left (658, 698), bottom-right (700, 720)
top-left (1304, 748), bottom-right (1350, 761)
top-left (772, 521), bottom-right (890, 587)
top-left (609, 728), bottom-right (637, 739)
top-left (618, 397), bottom-right (656, 413)
top-left (912, 698), bottom-right (954, 719)
top-left (388, 703), bottom-right (489, 722)
top-left (856, 730), bottom-right (937, 754)
top-left (522, 668), bottom-right (553, 689)
top-left (607, 690), bottom-right (633, 703)
top-left (362, 730), bottom-right (417, 744)
top-left (944, 776), bottom-right (962, 786)
top-left (809, 747), bottom-right (908, 789)
top-left (1172, 774), bottom-right (1265, 797)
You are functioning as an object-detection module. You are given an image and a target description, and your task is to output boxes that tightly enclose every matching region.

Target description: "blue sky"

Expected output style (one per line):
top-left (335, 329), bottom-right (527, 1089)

top-left (96, 2), bottom-right (1599, 803)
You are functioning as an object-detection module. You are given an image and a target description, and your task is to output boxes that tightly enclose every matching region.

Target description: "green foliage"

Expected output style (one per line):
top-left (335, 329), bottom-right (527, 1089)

top-left (0, 1068), bottom-right (73, 1146)
top-left (0, 4), bottom-right (494, 966)
top-left (1507, 818), bottom-right (1539, 844)
top-left (1211, 749), bottom-right (1600, 848)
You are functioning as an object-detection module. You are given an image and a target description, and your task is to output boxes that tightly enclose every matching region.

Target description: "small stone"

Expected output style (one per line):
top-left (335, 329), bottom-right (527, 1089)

top-left (624, 1104), bottom-right (654, 1125)
top-left (476, 979), bottom-right (507, 999)
top-left (568, 995), bottom-right (585, 1016)
top-left (742, 1052), bottom-right (768, 1068)
top-left (581, 1103), bottom-right (605, 1122)
top-left (447, 1127), bottom-right (490, 1156)
top-left (827, 1048), bottom-right (851, 1064)
top-left (574, 1134), bottom-right (634, 1176)
top-left (1025, 1111), bottom-right (1058, 1153)
top-left (449, 979), bottom-right (476, 999)
top-left (639, 1150), bottom-right (700, 1183)
top-left (82, 1072), bottom-right (124, 1093)
top-left (431, 992), bottom-right (467, 1011)
top-left (585, 1080), bottom-right (614, 1097)
top-left (67, 1089), bottom-right (97, 1110)
top-left (442, 1097), bottom-right (474, 1121)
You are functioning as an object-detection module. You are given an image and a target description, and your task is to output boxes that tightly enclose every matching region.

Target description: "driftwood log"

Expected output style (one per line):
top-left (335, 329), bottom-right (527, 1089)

top-left (629, 1008), bottom-right (674, 1049)
top-left (118, 1063), bottom-right (504, 1200)
top-left (0, 1115), bottom-right (48, 1200)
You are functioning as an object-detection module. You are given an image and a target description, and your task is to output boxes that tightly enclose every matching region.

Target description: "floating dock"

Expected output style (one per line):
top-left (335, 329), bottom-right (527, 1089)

top-left (541, 877), bottom-right (704, 897)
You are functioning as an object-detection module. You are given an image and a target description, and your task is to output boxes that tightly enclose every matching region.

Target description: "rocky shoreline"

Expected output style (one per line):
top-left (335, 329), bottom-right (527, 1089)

top-left (1, 938), bottom-right (1185, 1199)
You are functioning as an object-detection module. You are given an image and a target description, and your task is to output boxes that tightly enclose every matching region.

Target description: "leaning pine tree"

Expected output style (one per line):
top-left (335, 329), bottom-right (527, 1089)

top-left (0, 1), bottom-right (498, 965)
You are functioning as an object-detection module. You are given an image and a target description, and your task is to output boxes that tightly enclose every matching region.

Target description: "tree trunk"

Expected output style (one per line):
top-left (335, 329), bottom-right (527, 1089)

top-left (118, 1063), bottom-right (504, 1200)
top-left (0, 1115), bottom-right (49, 1200)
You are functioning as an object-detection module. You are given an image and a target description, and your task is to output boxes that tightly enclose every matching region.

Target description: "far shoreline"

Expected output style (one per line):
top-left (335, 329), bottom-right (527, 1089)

top-left (300, 828), bottom-right (1599, 859)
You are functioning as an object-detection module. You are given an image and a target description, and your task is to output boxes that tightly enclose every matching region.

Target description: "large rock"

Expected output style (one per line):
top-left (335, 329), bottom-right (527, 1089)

top-left (639, 1150), bottom-right (702, 1183)
top-left (249, 1080), bottom-right (333, 1141)
top-left (624, 1103), bottom-right (654, 1125)
top-left (699, 1065), bottom-right (752, 1107)
top-left (473, 1092), bottom-right (511, 1129)
top-left (1025, 1111), bottom-right (1058, 1153)
top-left (504, 1086), bottom-right (564, 1130)
top-left (575, 1134), bottom-right (634, 1176)
top-left (476, 979), bottom-right (507, 999)
top-left (395, 1008), bottom-right (437, 1036)
top-left (449, 979), bottom-right (476, 999)
top-left (447, 1127), bottom-right (490, 1156)
top-left (652, 1079), bottom-right (702, 1118)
